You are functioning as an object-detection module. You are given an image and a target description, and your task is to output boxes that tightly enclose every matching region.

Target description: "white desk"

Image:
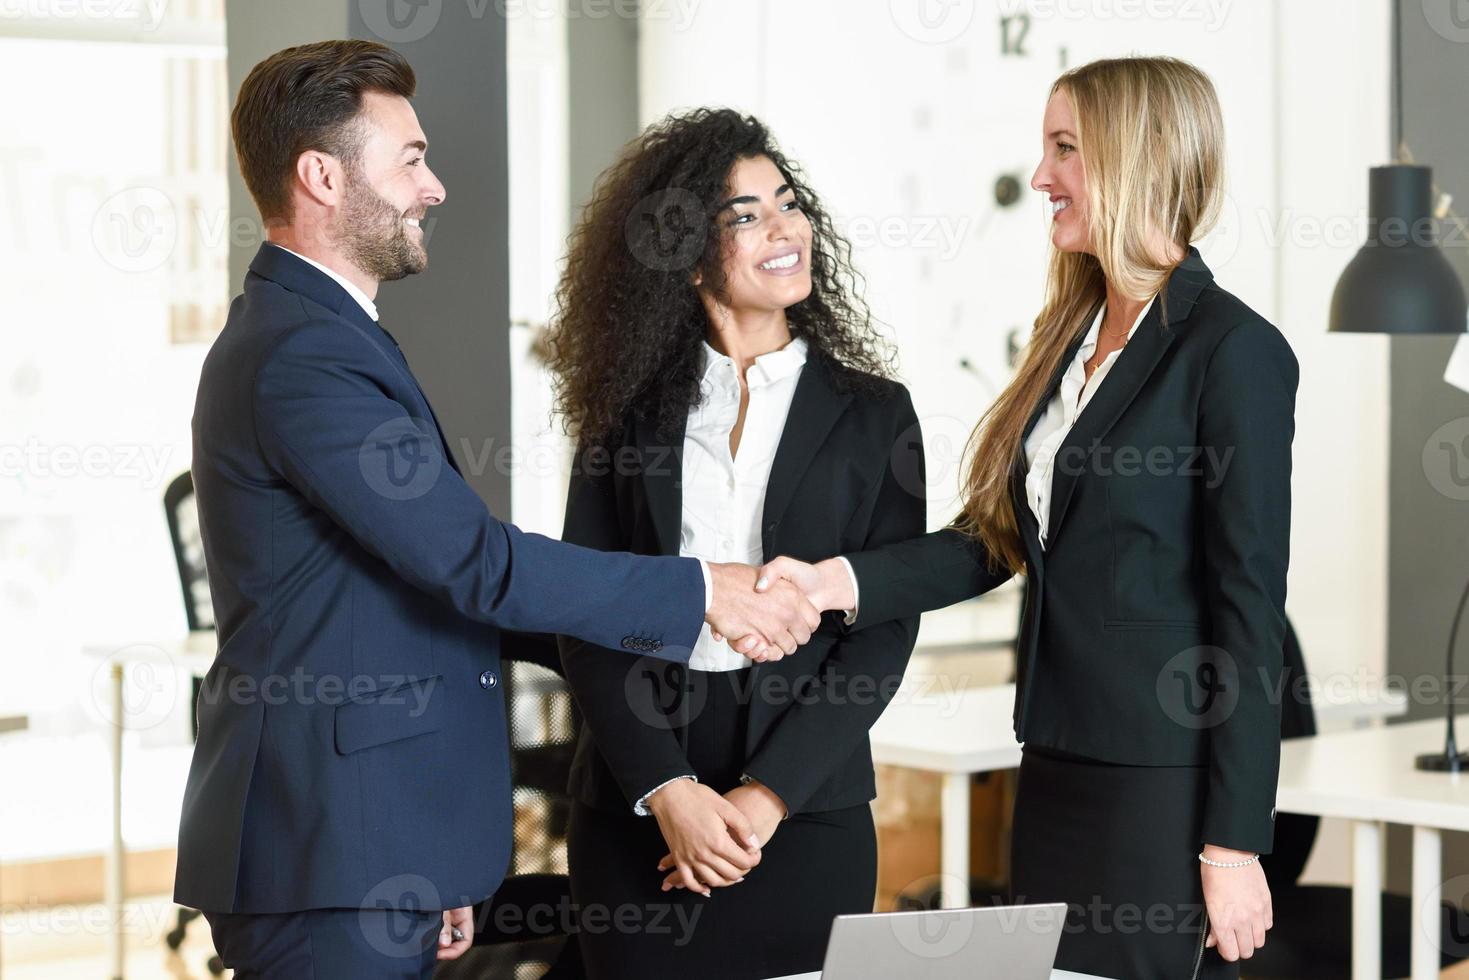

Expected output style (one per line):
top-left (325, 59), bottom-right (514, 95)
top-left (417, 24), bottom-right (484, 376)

top-left (1275, 713), bottom-right (1469, 980)
top-left (83, 632), bottom-right (216, 980)
top-left (870, 677), bottom-right (1409, 911)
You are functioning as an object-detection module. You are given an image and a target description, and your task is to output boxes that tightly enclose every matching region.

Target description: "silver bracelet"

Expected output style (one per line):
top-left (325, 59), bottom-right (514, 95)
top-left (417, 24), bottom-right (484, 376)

top-left (1198, 851), bottom-right (1260, 869)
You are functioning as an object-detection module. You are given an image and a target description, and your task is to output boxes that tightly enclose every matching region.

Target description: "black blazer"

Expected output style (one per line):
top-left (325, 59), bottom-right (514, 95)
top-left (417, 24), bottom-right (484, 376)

top-left (559, 354), bottom-right (925, 816)
top-left (843, 248), bottom-right (1298, 855)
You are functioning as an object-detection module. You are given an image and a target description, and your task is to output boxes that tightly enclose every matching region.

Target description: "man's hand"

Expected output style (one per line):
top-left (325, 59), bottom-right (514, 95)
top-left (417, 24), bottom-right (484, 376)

top-left (436, 905), bottom-right (473, 961)
top-left (754, 556), bottom-right (854, 614)
top-left (706, 562), bottom-right (821, 661)
top-left (658, 779), bottom-right (787, 891)
top-left (1201, 845), bottom-right (1272, 962)
top-left (645, 778), bottom-right (762, 897)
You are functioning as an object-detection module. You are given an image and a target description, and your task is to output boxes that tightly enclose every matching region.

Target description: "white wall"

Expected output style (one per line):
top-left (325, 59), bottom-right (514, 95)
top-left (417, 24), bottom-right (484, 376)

top-left (0, 11), bottom-right (227, 729)
top-left (639, 0), bottom-right (1391, 691)
top-left (507, 7), bottom-right (574, 536)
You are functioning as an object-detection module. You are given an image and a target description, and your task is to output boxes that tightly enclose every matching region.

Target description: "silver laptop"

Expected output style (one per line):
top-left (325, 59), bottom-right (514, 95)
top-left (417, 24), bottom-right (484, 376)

top-left (815, 903), bottom-right (1068, 979)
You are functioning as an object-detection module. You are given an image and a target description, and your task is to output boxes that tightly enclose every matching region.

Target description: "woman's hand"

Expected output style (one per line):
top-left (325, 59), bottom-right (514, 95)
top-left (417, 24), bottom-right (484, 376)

top-left (645, 778), bottom-right (762, 897)
top-left (725, 780), bottom-right (787, 846)
top-left (753, 556), bottom-right (854, 614)
top-left (658, 780), bottom-right (787, 891)
top-left (1200, 844), bottom-right (1273, 962)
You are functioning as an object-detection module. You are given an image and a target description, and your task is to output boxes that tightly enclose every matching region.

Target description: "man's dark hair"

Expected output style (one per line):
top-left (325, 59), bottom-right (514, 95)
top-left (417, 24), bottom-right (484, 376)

top-left (232, 39), bottom-right (416, 221)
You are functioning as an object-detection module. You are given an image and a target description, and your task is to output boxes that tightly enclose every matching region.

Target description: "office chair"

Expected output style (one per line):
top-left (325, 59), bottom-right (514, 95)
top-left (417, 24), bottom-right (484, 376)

top-left (1245, 621), bottom-right (1469, 978)
top-left (436, 631), bottom-right (585, 979)
top-left (161, 471), bottom-right (225, 977)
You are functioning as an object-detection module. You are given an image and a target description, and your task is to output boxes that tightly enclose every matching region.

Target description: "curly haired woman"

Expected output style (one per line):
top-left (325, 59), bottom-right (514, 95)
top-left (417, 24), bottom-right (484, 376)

top-left (544, 107), bottom-right (925, 979)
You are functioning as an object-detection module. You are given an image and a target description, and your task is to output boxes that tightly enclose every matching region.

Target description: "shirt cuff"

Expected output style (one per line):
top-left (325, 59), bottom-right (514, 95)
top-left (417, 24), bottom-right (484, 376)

top-left (633, 774), bottom-right (697, 816)
top-left (835, 556), bottom-right (859, 626)
top-left (698, 559), bottom-right (713, 613)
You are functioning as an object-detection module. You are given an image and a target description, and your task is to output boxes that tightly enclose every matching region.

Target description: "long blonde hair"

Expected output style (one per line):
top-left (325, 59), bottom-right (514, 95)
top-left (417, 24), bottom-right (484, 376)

top-left (956, 56), bottom-right (1226, 575)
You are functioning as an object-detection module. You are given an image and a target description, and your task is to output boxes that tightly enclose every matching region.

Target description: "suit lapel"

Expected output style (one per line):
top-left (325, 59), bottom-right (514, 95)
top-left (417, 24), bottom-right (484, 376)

top-left (760, 357), bottom-right (852, 559)
top-left (248, 244), bottom-right (462, 475)
top-left (1043, 248), bottom-right (1213, 545)
top-left (635, 411), bottom-right (688, 556)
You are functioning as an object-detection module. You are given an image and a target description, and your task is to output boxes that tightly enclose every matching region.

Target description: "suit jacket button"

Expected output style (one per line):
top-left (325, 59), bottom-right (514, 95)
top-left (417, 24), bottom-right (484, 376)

top-left (479, 670), bottom-right (498, 689)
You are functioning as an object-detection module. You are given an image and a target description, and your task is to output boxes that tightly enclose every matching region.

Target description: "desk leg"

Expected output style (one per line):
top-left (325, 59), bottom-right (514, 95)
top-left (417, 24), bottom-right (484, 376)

top-left (940, 772), bottom-right (970, 909)
top-left (1351, 819), bottom-right (1382, 980)
top-left (107, 662), bottom-right (125, 980)
top-left (1412, 825), bottom-right (1442, 980)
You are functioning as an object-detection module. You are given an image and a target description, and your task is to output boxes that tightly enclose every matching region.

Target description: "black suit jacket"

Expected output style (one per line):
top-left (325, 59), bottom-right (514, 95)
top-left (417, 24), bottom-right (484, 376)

top-left (559, 354), bottom-right (925, 816)
top-left (843, 248), bottom-right (1298, 855)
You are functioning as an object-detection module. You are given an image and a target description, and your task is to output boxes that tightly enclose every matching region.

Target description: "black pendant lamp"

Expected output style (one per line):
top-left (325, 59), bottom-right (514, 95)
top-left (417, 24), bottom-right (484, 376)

top-left (1328, 0), bottom-right (1467, 335)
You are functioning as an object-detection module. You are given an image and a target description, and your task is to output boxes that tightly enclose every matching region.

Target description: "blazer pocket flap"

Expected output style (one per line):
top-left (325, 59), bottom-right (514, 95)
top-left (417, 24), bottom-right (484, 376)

top-left (334, 675), bottom-right (445, 755)
top-left (1102, 619), bottom-right (1207, 632)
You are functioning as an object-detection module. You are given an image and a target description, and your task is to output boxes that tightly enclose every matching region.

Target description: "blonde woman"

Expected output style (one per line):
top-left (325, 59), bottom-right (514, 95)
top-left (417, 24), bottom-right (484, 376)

top-left (756, 57), bottom-right (1295, 978)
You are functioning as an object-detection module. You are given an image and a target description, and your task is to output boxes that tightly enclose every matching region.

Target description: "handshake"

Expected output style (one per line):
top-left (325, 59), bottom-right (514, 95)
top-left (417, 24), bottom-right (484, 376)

top-left (702, 557), bottom-right (858, 663)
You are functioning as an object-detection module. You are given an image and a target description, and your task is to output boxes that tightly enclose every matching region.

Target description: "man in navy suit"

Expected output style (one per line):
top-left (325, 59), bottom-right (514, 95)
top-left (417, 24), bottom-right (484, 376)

top-left (176, 39), bottom-right (820, 978)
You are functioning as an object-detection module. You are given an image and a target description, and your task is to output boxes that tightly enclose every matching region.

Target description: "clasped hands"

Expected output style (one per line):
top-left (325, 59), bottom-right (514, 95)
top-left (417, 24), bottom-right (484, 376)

top-left (647, 777), bottom-right (787, 897)
top-left (651, 556), bottom-right (853, 894)
top-left (703, 557), bottom-right (855, 663)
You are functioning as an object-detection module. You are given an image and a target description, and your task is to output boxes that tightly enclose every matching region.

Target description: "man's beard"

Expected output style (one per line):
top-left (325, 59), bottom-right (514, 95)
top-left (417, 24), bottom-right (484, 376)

top-left (337, 175), bottom-right (426, 282)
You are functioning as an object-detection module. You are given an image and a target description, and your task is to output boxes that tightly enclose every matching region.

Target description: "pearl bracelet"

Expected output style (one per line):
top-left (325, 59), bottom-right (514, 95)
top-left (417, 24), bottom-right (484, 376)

top-left (1198, 851), bottom-right (1260, 869)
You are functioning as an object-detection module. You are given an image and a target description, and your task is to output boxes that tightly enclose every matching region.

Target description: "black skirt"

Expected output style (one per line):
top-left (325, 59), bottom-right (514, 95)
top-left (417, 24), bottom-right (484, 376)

top-left (567, 667), bottom-right (877, 980)
top-left (1011, 745), bottom-right (1241, 980)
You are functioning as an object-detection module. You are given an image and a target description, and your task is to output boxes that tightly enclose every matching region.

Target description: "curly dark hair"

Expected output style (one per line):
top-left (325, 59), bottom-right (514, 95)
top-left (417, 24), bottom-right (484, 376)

top-left (544, 107), bottom-right (897, 445)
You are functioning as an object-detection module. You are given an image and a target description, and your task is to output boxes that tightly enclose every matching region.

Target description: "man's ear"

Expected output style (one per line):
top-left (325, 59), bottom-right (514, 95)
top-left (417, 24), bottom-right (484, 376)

top-left (294, 149), bottom-right (343, 208)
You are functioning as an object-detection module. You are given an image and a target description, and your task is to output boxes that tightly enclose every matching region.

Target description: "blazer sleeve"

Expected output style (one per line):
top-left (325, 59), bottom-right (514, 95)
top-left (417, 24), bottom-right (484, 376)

top-left (251, 321), bottom-right (701, 661)
top-left (741, 388), bottom-right (927, 814)
top-left (557, 440), bottom-right (699, 810)
top-left (1196, 319), bottom-right (1297, 855)
top-left (840, 470), bottom-right (1013, 630)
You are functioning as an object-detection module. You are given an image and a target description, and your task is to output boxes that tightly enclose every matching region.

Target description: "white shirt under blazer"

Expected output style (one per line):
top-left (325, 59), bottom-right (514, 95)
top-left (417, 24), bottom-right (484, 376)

top-left (681, 336), bottom-right (810, 671)
top-left (1022, 297), bottom-right (1156, 548)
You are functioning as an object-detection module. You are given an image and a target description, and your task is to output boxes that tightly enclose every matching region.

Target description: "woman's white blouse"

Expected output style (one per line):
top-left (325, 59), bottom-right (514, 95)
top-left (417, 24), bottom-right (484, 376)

top-left (1022, 297), bottom-right (1156, 549)
top-left (681, 336), bottom-right (809, 671)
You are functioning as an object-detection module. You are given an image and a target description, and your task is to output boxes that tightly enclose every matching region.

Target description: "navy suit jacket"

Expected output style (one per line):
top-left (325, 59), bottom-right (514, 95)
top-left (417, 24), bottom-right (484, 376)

top-left (175, 244), bottom-right (704, 914)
